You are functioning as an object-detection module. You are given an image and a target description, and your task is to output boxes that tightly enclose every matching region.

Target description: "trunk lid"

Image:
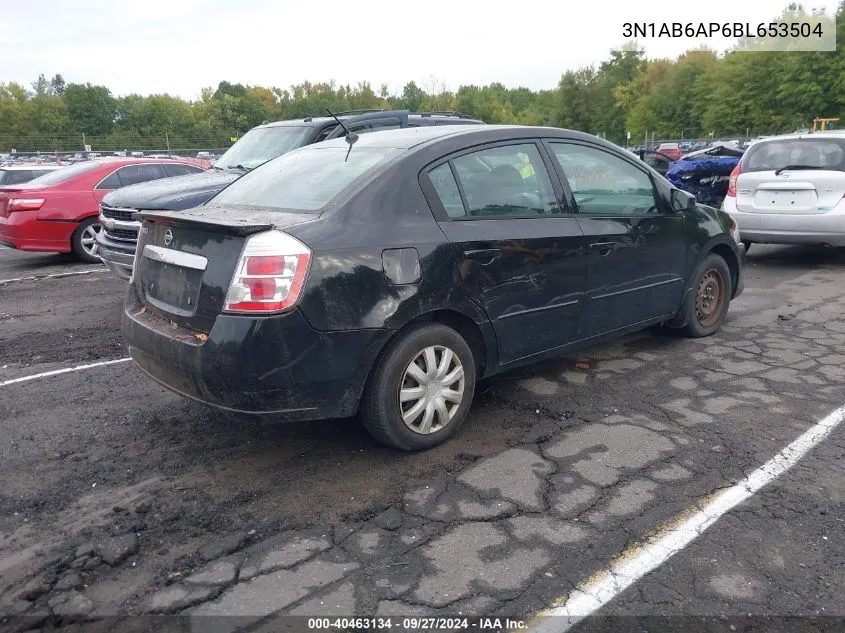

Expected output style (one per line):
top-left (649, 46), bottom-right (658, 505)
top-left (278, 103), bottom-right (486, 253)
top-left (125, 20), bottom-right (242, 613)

top-left (735, 170), bottom-right (845, 214)
top-left (133, 206), bottom-right (318, 332)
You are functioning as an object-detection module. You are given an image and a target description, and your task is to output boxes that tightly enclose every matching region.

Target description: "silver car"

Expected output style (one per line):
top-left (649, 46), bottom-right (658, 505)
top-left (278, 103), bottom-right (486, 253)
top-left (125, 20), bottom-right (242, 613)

top-left (722, 131), bottom-right (845, 249)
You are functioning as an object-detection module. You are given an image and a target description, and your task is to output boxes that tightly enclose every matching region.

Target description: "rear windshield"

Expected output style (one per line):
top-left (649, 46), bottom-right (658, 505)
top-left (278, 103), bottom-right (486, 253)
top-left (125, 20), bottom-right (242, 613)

top-left (27, 161), bottom-right (102, 185)
top-left (743, 138), bottom-right (845, 172)
top-left (209, 146), bottom-right (400, 212)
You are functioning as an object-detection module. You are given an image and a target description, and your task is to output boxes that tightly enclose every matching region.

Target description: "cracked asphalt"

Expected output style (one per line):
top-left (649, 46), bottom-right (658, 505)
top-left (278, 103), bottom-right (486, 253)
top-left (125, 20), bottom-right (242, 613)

top-left (1, 244), bottom-right (843, 632)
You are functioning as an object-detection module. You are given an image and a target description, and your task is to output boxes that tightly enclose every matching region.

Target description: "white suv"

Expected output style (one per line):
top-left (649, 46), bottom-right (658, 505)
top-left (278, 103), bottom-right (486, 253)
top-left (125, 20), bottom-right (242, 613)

top-left (722, 131), bottom-right (845, 250)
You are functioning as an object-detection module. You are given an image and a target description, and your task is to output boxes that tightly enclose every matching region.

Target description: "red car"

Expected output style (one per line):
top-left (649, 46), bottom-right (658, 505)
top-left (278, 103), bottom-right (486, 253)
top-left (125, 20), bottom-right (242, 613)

top-left (0, 158), bottom-right (209, 262)
top-left (656, 143), bottom-right (682, 161)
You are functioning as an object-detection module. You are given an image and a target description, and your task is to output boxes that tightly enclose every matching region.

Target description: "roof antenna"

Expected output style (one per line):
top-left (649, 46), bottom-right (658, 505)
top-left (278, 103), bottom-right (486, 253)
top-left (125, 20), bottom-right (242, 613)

top-left (325, 107), bottom-right (359, 162)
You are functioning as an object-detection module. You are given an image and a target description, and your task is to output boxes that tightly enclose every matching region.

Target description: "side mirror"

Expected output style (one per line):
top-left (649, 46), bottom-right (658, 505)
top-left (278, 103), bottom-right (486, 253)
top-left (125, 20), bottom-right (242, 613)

top-left (670, 188), bottom-right (697, 212)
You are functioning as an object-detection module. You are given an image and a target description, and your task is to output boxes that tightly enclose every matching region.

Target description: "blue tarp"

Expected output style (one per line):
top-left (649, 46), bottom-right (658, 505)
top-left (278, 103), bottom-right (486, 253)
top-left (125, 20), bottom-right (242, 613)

top-left (666, 157), bottom-right (741, 207)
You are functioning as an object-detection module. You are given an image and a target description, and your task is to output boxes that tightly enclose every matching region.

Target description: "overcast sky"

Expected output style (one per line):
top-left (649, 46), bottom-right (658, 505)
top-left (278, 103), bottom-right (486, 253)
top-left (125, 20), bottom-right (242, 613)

top-left (1, 0), bottom-right (839, 99)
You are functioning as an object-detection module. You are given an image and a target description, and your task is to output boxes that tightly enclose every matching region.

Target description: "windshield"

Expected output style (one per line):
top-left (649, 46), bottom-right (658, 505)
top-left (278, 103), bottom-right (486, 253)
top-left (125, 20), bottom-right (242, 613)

top-left (209, 146), bottom-right (400, 212)
top-left (214, 126), bottom-right (312, 171)
top-left (26, 161), bottom-right (102, 185)
top-left (743, 138), bottom-right (845, 173)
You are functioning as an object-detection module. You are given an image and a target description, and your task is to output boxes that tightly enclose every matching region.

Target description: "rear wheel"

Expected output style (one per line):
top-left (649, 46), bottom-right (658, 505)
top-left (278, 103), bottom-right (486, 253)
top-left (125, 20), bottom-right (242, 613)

top-left (683, 253), bottom-right (732, 338)
top-left (360, 323), bottom-right (476, 451)
top-left (71, 217), bottom-right (102, 263)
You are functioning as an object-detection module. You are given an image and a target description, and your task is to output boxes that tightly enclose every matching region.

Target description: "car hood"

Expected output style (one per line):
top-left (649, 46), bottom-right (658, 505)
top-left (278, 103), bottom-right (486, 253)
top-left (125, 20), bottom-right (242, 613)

top-left (101, 169), bottom-right (241, 211)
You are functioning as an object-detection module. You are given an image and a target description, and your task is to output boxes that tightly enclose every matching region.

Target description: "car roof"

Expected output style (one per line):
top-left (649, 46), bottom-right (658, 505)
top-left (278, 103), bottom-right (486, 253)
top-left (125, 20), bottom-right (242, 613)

top-left (257, 112), bottom-right (482, 129)
top-left (750, 130), bottom-right (845, 143)
top-left (300, 124), bottom-right (592, 152)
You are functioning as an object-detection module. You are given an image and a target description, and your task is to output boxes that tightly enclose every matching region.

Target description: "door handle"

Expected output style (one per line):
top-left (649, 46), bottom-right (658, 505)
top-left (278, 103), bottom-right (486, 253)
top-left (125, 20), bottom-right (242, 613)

top-left (464, 248), bottom-right (501, 265)
top-left (589, 241), bottom-right (616, 256)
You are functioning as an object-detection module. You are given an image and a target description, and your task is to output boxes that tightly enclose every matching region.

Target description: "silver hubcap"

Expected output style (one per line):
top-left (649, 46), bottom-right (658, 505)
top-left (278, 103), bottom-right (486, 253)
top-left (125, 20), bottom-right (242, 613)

top-left (399, 345), bottom-right (465, 435)
top-left (81, 223), bottom-right (101, 257)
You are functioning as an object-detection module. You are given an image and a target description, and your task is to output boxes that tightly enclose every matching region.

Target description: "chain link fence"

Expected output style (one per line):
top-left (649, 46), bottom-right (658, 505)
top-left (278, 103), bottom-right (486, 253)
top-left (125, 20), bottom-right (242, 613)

top-left (0, 134), bottom-right (236, 158)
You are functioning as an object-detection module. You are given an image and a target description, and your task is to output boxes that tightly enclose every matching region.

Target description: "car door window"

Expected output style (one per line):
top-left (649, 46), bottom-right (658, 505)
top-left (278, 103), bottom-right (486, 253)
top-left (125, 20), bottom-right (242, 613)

top-left (449, 144), bottom-right (558, 217)
top-left (550, 143), bottom-right (658, 215)
top-left (163, 163), bottom-right (203, 177)
top-left (350, 118), bottom-right (403, 135)
top-left (116, 164), bottom-right (165, 187)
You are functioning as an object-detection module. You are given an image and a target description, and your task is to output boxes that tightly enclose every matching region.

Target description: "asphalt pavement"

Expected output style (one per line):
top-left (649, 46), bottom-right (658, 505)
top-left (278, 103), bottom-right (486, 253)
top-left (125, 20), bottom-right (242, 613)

top-left (0, 244), bottom-right (843, 633)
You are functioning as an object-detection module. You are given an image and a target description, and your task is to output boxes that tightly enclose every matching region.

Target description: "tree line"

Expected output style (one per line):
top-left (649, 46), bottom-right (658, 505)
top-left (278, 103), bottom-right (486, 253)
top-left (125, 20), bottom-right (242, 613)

top-left (1, 3), bottom-right (842, 152)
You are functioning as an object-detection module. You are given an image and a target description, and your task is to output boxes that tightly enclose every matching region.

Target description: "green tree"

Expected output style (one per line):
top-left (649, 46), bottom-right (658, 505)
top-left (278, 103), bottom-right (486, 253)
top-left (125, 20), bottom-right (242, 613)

top-left (64, 83), bottom-right (116, 135)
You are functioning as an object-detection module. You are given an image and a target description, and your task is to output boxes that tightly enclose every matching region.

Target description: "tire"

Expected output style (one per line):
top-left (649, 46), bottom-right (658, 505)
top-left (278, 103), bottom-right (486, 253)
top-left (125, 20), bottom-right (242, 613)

top-left (360, 323), bottom-right (476, 451)
top-left (683, 253), bottom-right (733, 338)
top-left (741, 239), bottom-right (753, 253)
top-left (71, 217), bottom-right (102, 263)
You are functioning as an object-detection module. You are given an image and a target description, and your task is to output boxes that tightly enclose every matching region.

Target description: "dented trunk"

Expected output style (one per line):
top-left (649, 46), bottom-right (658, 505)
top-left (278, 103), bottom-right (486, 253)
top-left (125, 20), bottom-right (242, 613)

top-left (133, 206), bottom-right (318, 332)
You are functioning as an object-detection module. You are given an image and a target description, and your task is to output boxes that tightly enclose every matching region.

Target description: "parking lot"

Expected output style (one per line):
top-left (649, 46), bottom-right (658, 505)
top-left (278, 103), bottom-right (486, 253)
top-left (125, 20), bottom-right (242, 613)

top-left (1, 243), bottom-right (844, 630)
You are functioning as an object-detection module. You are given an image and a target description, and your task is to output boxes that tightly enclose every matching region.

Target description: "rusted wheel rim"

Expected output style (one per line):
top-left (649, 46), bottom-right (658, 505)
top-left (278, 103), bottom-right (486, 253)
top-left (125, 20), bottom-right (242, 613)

top-left (695, 268), bottom-right (726, 327)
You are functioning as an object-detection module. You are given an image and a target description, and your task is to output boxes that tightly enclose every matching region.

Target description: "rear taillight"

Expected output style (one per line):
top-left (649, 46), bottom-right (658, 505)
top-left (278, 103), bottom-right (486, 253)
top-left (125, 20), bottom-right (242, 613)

top-left (727, 162), bottom-right (742, 197)
top-left (7, 198), bottom-right (45, 212)
top-left (223, 231), bottom-right (311, 314)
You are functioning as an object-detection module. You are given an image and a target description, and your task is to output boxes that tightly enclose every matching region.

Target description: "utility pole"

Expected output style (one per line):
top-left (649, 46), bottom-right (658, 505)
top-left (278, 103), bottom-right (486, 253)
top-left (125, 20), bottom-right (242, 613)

top-left (82, 132), bottom-right (86, 151)
top-left (166, 131), bottom-right (170, 154)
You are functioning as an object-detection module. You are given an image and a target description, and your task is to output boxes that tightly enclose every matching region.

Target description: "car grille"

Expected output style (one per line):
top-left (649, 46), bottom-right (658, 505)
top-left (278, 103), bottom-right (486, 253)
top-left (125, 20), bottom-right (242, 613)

top-left (101, 205), bottom-right (135, 222)
top-left (105, 227), bottom-right (138, 241)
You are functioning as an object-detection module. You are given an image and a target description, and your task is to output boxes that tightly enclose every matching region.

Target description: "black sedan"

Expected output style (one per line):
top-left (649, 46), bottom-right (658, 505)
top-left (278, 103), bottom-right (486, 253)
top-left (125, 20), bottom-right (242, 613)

top-left (122, 125), bottom-right (744, 451)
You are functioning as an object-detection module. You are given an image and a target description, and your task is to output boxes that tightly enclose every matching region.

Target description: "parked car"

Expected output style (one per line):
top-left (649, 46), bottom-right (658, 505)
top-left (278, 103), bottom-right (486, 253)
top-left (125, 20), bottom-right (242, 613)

top-left (0, 158), bottom-right (209, 262)
top-left (667, 144), bottom-right (746, 208)
top-left (722, 131), bottom-right (845, 250)
top-left (656, 142), bottom-right (682, 161)
top-left (122, 125), bottom-right (744, 451)
top-left (97, 110), bottom-right (484, 279)
top-left (0, 164), bottom-right (63, 186)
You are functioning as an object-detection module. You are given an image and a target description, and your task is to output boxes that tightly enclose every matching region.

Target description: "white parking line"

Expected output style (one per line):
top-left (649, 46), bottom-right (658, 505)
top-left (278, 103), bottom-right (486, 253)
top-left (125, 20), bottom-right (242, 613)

top-left (529, 403), bottom-right (845, 633)
top-left (0, 267), bottom-right (107, 286)
top-left (0, 358), bottom-right (132, 387)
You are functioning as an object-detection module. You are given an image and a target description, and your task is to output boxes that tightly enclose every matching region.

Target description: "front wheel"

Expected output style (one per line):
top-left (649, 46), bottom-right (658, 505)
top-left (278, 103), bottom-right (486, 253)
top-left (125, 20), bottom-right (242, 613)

top-left (71, 217), bottom-right (102, 263)
top-left (683, 253), bottom-right (732, 338)
top-left (360, 323), bottom-right (476, 451)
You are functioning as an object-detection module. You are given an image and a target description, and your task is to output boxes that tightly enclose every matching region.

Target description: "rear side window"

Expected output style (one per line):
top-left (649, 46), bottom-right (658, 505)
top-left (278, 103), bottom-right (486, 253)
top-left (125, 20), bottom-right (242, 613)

top-left (428, 164), bottom-right (465, 218)
top-left (118, 164), bottom-right (165, 186)
top-left (743, 138), bottom-right (845, 172)
top-left (96, 171), bottom-right (122, 190)
top-left (163, 163), bottom-right (204, 177)
top-left (96, 164), bottom-right (167, 190)
top-left (209, 146), bottom-right (400, 212)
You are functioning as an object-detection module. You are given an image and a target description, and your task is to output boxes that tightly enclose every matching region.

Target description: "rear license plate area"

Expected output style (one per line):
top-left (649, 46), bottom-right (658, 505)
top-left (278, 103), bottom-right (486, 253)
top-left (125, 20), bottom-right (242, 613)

top-left (753, 189), bottom-right (816, 210)
top-left (142, 259), bottom-right (203, 316)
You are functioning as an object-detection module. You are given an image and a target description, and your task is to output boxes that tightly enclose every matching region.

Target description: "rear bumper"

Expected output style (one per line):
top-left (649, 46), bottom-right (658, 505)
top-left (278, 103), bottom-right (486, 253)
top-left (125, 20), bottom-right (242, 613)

top-left (0, 211), bottom-right (74, 252)
top-left (121, 284), bottom-right (393, 420)
top-left (724, 197), bottom-right (845, 246)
